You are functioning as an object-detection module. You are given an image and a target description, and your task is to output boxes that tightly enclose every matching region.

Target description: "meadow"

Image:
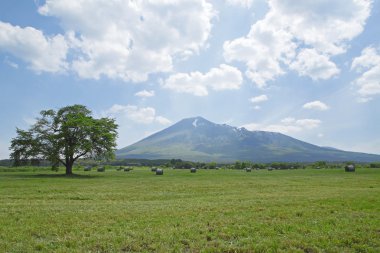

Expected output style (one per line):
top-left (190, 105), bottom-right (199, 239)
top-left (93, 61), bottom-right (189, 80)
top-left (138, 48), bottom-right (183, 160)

top-left (0, 166), bottom-right (379, 252)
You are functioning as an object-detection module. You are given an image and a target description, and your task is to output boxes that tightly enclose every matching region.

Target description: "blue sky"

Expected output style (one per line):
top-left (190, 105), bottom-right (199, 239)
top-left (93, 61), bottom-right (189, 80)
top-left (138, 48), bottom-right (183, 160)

top-left (0, 0), bottom-right (380, 159)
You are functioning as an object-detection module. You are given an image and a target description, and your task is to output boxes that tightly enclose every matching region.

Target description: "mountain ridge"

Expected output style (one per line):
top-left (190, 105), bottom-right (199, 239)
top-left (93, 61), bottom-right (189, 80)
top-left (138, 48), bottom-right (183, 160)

top-left (116, 117), bottom-right (380, 163)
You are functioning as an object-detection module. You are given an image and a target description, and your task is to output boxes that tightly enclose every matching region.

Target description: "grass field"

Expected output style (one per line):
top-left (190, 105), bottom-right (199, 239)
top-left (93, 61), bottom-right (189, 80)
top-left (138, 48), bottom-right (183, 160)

top-left (0, 166), bottom-right (379, 252)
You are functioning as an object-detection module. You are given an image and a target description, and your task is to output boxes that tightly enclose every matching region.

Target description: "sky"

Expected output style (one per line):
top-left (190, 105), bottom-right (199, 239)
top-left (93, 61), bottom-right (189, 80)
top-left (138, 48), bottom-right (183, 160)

top-left (0, 0), bottom-right (380, 159)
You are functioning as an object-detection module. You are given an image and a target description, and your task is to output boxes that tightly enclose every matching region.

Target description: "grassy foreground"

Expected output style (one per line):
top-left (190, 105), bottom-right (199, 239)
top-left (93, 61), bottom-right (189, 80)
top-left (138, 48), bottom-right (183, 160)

top-left (0, 167), bottom-right (379, 252)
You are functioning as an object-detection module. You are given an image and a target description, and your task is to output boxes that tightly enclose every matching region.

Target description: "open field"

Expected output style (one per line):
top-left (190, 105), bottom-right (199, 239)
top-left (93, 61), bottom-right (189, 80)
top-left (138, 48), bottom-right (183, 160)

top-left (0, 167), bottom-right (379, 252)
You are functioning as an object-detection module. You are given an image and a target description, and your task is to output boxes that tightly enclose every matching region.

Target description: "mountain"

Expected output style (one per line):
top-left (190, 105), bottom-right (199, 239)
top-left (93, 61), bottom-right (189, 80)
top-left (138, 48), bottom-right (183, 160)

top-left (116, 117), bottom-right (380, 163)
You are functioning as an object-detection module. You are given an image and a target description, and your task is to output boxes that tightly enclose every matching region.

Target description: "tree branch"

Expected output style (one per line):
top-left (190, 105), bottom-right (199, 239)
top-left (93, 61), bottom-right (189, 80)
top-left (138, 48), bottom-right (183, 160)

top-left (59, 159), bottom-right (67, 166)
top-left (74, 151), bottom-right (88, 161)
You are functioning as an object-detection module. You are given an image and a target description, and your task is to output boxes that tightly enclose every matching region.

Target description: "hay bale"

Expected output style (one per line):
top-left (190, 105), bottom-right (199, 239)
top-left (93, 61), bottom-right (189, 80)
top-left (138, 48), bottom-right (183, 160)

top-left (97, 166), bottom-right (105, 172)
top-left (345, 164), bottom-right (355, 172)
top-left (190, 167), bottom-right (197, 173)
top-left (245, 167), bottom-right (252, 172)
top-left (124, 167), bottom-right (131, 172)
top-left (267, 167), bottom-right (273, 171)
top-left (84, 166), bottom-right (92, 171)
top-left (156, 168), bottom-right (163, 175)
top-left (151, 167), bottom-right (157, 172)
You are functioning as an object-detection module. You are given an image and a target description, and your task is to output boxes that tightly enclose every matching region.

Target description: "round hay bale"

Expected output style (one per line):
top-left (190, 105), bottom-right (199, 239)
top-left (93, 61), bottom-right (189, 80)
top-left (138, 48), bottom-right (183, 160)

top-left (245, 167), bottom-right (252, 172)
top-left (267, 167), bottom-right (273, 171)
top-left (345, 164), bottom-right (355, 172)
top-left (97, 166), bottom-right (105, 172)
top-left (151, 167), bottom-right (157, 172)
top-left (84, 166), bottom-right (92, 171)
top-left (156, 168), bottom-right (163, 175)
top-left (190, 168), bottom-right (197, 173)
top-left (124, 167), bottom-right (131, 172)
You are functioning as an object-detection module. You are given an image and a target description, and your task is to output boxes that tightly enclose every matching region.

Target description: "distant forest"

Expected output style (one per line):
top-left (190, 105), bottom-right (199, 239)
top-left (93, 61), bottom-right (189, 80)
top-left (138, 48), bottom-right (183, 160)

top-left (1, 158), bottom-right (380, 170)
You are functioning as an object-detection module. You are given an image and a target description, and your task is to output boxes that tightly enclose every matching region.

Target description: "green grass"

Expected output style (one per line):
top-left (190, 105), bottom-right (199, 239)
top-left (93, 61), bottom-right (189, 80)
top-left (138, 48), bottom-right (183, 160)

top-left (0, 167), bottom-right (379, 252)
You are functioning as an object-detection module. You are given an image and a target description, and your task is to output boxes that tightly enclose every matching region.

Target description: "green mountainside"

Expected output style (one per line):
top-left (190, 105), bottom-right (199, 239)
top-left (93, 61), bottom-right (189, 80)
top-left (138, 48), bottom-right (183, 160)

top-left (116, 117), bottom-right (380, 163)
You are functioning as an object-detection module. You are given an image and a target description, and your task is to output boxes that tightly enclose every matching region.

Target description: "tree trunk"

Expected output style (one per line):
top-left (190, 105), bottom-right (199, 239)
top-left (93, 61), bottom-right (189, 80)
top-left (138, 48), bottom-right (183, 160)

top-left (66, 162), bottom-right (73, 175)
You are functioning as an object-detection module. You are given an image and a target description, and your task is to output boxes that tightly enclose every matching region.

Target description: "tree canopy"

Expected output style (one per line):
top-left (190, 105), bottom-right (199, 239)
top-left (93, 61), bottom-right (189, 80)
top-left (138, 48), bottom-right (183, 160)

top-left (10, 105), bottom-right (118, 175)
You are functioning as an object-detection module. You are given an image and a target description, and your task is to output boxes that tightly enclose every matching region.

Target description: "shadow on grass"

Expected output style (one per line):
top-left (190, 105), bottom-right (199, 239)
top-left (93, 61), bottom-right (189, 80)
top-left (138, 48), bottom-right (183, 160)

top-left (1, 173), bottom-right (99, 179)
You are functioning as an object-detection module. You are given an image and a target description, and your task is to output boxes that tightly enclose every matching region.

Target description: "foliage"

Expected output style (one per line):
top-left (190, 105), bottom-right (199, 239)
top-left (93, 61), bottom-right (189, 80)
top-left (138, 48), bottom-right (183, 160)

top-left (9, 105), bottom-right (118, 175)
top-left (369, 162), bottom-right (380, 168)
top-left (312, 161), bottom-right (327, 169)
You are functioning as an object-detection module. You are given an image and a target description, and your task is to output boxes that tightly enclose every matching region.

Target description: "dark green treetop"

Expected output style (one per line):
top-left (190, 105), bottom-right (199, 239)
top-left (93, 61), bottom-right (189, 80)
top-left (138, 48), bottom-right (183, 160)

top-left (10, 104), bottom-right (118, 175)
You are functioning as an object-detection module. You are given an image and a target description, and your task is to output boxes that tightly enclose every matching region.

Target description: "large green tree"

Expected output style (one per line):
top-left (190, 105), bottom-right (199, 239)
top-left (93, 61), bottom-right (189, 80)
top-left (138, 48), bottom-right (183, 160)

top-left (10, 105), bottom-right (118, 175)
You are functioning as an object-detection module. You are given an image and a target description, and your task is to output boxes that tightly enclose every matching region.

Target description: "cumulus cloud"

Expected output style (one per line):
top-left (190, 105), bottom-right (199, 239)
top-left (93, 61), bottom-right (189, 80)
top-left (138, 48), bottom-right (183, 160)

top-left (162, 64), bottom-right (243, 96)
top-left (224, 0), bottom-right (372, 87)
top-left (250, 94), bottom-right (268, 103)
top-left (104, 104), bottom-right (171, 125)
top-left (37, 0), bottom-right (215, 82)
top-left (351, 46), bottom-right (380, 101)
top-left (1, 1), bottom-right (216, 80)
top-left (224, 17), bottom-right (295, 88)
top-left (155, 116), bottom-right (172, 125)
top-left (303, 100), bottom-right (330, 111)
top-left (289, 49), bottom-right (340, 80)
top-left (242, 117), bottom-right (321, 134)
top-left (0, 21), bottom-right (68, 73)
top-left (135, 90), bottom-right (155, 98)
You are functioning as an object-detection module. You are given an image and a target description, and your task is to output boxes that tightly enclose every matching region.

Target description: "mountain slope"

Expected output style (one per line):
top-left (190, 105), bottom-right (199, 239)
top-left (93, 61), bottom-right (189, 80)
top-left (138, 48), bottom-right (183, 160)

top-left (116, 117), bottom-right (380, 162)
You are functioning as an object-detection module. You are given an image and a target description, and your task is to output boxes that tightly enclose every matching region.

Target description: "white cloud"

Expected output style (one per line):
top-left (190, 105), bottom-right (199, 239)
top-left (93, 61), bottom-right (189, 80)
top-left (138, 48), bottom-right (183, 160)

top-left (0, 21), bottom-right (68, 73)
top-left (271, 0), bottom-right (371, 55)
top-left (155, 116), bottom-right (172, 125)
top-left (263, 124), bottom-right (302, 134)
top-left (303, 100), bottom-right (330, 111)
top-left (351, 46), bottom-right (380, 101)
top-left (223, 0), bottom-right (371, 87)
top-left (163, 64), bottom-right (243, 96)
top-left (135, 90), bottom-right (155, 98)
top-left (224, 17), bottom-right (295, 87)
top-left (289, 49), bottom-right (340, 80)
top-left (4, 57), bottom-right (18, 69)
top-left (104, 104), bottom-right (170, 125)
top-left (352, 47), bottom-right (380, 71)
top-left (280, 117), bottom-right (296, 124)
top-left (240, 123), bottom-right (260, 131)
top-left (250, 94), bottom-right (268, 103)
top-left (295, 119), bottom-right (321, 129)
top-left (242, 117), bottom-right (321, 134)
top-left (38, 0), bottom-right (215, 82)
top-left (226, 0), bottom-right (254, 8)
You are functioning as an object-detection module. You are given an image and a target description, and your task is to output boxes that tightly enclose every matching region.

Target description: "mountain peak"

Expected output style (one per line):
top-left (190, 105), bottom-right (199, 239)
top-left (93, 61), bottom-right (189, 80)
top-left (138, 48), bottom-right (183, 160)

top-left (116, 116), bottom-right (380, 163)
top-left (180, 116), bottom-right (215, 128)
